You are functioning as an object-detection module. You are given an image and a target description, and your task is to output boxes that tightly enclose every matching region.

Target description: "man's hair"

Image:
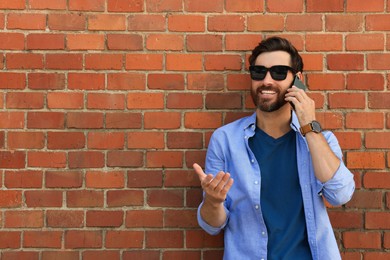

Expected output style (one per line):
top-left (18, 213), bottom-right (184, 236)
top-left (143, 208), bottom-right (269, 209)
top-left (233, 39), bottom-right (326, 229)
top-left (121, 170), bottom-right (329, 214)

top-left (248, 36), bottom-right (304, 73)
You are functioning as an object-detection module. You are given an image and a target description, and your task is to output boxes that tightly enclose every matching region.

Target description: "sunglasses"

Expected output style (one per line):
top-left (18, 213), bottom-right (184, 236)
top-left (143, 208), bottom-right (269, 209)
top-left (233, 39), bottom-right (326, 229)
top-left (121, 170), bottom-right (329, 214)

top-left (249, 65), bottom-right (295, 81)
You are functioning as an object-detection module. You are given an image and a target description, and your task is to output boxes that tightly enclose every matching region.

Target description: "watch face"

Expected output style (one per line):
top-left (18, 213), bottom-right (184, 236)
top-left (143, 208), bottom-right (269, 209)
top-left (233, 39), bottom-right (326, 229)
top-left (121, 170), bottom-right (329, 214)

top-left (312, 121), bottom-right (322, 133)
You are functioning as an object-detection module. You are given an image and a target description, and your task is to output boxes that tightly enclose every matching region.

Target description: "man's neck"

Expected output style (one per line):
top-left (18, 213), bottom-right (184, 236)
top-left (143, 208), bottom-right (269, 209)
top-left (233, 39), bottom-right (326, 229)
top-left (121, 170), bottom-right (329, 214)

top-left (256, 104), bottom-right (292, 139)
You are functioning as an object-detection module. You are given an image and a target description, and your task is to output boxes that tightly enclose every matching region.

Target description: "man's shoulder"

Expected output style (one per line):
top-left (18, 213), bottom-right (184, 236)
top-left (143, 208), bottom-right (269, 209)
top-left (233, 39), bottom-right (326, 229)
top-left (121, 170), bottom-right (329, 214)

top-left (215, 113), bottom-right (255, 133)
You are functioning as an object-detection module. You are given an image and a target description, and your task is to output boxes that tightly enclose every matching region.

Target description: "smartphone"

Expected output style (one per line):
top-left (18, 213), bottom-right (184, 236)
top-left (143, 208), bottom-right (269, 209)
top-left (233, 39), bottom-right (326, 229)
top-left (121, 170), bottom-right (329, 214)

top-left (292, 75), bottom-right (306, 91)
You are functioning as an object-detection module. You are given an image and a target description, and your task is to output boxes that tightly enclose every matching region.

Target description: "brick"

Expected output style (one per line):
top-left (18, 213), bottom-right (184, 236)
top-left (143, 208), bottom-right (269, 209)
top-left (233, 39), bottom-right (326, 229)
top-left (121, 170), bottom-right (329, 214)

top-left (346, 112), bottom-right (384, 129)
top-left (185, 0), bottom-right (223, 12)
top-left (307, 74), bottom-right (345, 90)
top-left (368, 93), bottom-right (390, 109)
top-left (107, 0), bottom-right (143, 12)
top-left (328, 210), bottom-right (363, 229)
top-left (367, 54), bottom-right (390, 69)
top-left (225, 34), bottom-right (262, 51)
top-left (128, 15), bottom-right (166, 31)
top-left (23, 231), bottom-right (62, 248)
top-left (148, 73), bottom-right (184, 90)
top-left (385, 232), bottom-right (390, 248)
top-left (26, 153), bottom-right (58, 175)
top-left (327, 54), bottom-right (364, 71)
top-left (48, 14), bottom-right (85, 30)
top-left (167, 132), bottom-right (203, 149)
top-left (185, 151), bottom-right (207, 169)
top-left (65, 230), bottom-right (102, 249)
top-left (267, 0), bottom-right (303, 12)
top-left (127, 170), bottom-right (163, 188)
top-left (144, 112), bottom-right (181, 129)
top-left (0, 231), bottom-right (21, 249)
top-left (165, 209), bottom-right (197, 228)
top-left (307, 0), bottom-right (344, 12)
top-left (347, 0), bottom-right (384, 12)
top-left (68, 73), bottom-right (105, 90)
top-left (107, 34), bottom-right (143, 51)
top-left (107, 73), bottom-right (145, 90)
top-left (186, 230), bottom-right (224, 248)
top-left (105, 231), bottom-right (144, 248)
top-left (68, 151), bottom-right (105, 168)
top-left (366, 212), bottom-right (390, 229)
top-left (25, 190), bottom-right (63, 207)
top-left (127, 92), bottom-right (164, 109)
top-left (163, 251), bottom-right (200, 259)
top-left (346, 152), bottom-right (385, 169)
top-left (227, 74), bottom-right (251, 90)
top-left (28, 0), bottom-right (66, 9)
top-left (248, 15), bottom-right (284, 32)
top-left (28, 73), bottom-right (65, 90)
top-left (204, 54), bottom-right (242, 71)
top-left (67, 34), bottom-right (105, 50)
top-left (208, 15), bottom-right (245, 32)
top-left (42, 252), bottom-right (79, 260)
top-left (187, 73), bottom-right (224, 90)
top-left (47, 92), bottom-right (84, 109)
top-left (8, 131), bottom-right (44, 149)
top-left (67, 190), bottom-right (104, 207)
top-left (107, 151), bottom-right (144, 167)
top-left (86, 211), bottom-right (123, 227)
top-left (205, 93), bottom-right (242, 109)
top-left (364, 172), bottom-right (390, 189)
top-left (146, 230), bottom-right (183, 248)
top-left (86, 170), bottom-right (125, 188)
top-left (45, 171), bottom-right (83, 188)
top-left (4, 210), bottom-right (43, 228)
top-left (306, 34), bottom-right (343, 51)
top-left (88, 14), bottom-right (126, 31)
top-left (126, 210), bottom-right (163, 228)
top-left (286, 15), bottom-right (322, 31)
top-left (107, 190), bottom-right (144, 207)
top-left (87, 93), bottom-right (125, 110)
top-left (85, 54), bottom-right (123, 70)
top-left (0, 0), bottom-right (25, 9)
top-left (168, 15), bottom-right (205, 32)
top-left (167, 93), bottom-right (203, 109)
top-left (69, 0), bottom-right (105, 11)
top-left (27, 112), bottom-right (65, 129)
top-left (346, 190), bottom-right (383, 209)
top-left (2, 252), bottom-right (39, 259)
top-left (0, 72), bottom-right (26, 89)
top-left (0, 190), bottom-right (22, 207)
top-left (7, 13), bottom-right (46, 30)
top-left (185, 112), bottom-right (222, 129)
top-left (346, 73), bottom-right (384, 91)
top-left (225, 0), bottom-right (263, 12)
top-left (364, 252), bottom-right (390, 260)
top-left (67, 112), bottom-right (104, 129)
top-left (47, 132), bottom-right (85, 149)
top-left (6, 92), bottom-right (44, 109)
top-left (328, 93), bottom-right (365, 109)
top-left (146, 0), bottom-right (182, 12)
top-left (166, 54), bottom-right (202, 71)
top-left (6, 53), bottom-right (43, 70)
top-left (346, 33), bottom-right (384, 51)
top-left (47, 210), bottom-right (84, 228)
top-left (127, 132), bottom-right (164, 149)
top-left (83, 251), bottom-right (120, 260)
top-left (0, 33), bottom-right (24, 50)
top-left (27, 34), bottom-right (65, 50)
top-left (106, 112), bottom-right (142, 129)
top-left (4, 170), bottom-right (43, 188)
top-left (125, 54), bottom-right (163, 70)
top-left (366, 14), bottom-right (390, 31)
top-left (333, 132), bottom-right (362, 150)
top-left (343, 231), bottom-right (381, 249)
top-left (366, 132), bottom-right (390, 148)
top-left (165, 170), bottom-right (200, 187)
top-left (146, 151), bottom-right (183, 168)
top-left (187, 35), bottom-right (223, 52)
top-left (325, 15), bottom-right (364, 32)
top-left (0, 112), bottom-right (25, 129)
top-left (46, 54), bottom-right (82, 70)
top-left (0, 151), bottom-right (25, 169)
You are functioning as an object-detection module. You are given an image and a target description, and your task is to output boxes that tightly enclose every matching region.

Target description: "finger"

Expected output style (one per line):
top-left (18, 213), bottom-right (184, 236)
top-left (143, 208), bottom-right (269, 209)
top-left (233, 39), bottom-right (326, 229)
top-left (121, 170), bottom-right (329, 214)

top-left (221, 178), bottom-right (234, 195)
top-left (193, 163), bottom-right (207, 181)
top-left (214, 172), bottom-right (232, 192)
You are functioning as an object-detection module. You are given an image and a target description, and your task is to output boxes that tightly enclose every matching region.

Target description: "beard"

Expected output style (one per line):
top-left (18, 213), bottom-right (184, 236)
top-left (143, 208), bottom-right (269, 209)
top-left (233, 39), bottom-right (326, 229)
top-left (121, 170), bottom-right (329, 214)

top-left (251, 86), bottom-right (289, 112)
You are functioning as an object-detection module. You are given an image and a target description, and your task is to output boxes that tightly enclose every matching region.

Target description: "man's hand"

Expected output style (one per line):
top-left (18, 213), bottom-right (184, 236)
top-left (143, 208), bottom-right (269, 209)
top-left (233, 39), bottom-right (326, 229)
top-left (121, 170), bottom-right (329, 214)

top-left (193, 163), bottom-right (233, 207)
top-left (285, 86), bottom-right (316, 126)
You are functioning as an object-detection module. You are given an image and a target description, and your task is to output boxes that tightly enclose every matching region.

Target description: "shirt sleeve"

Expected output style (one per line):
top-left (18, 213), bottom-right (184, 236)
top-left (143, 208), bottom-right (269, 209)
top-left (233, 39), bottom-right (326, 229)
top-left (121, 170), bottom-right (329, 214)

top-left (316, 131), bottom-right (355, 206)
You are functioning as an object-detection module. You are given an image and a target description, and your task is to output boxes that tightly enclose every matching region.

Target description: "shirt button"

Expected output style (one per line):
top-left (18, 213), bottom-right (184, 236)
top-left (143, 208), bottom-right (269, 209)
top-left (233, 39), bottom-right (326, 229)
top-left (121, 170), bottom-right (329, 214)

top-left (251, 159), bottom-right (255, 163)
top-left (255, 204), bottom-right (259, 209)
top-left (254, 181), bottom-right (259, 185)
top-left (261, 231), bottom-right (266, 236)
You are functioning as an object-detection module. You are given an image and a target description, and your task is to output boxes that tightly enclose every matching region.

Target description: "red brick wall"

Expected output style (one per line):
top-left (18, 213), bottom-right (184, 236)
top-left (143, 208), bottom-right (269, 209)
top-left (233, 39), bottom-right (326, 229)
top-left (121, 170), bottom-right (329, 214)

top-left (0, 0), bottom-right (389, 259)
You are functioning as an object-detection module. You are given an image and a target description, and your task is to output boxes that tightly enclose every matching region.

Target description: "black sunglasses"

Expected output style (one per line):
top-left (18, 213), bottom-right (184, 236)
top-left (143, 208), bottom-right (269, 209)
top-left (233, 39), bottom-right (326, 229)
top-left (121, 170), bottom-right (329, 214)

top-left (249, 65), bottom-right (295, 81)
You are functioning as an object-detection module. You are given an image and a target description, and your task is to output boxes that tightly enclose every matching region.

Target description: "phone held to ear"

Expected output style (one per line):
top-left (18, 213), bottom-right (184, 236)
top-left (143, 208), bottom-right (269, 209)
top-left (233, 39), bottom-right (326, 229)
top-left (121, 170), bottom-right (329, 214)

top-left (289, 76), bottom-right (307, 110)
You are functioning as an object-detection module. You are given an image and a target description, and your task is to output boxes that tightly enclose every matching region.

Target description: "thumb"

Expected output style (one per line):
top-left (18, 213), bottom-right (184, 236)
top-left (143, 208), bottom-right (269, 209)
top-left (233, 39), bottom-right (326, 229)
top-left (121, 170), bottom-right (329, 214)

top-left (193, 163), bottom-right (207, 180)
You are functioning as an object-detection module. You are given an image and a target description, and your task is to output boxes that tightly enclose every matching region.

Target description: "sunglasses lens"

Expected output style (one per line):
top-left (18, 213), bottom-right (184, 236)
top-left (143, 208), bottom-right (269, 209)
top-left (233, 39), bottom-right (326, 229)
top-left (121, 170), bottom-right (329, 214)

top-left (249, 66), bottom-right (267, 80)
top-left (249, 65), bottom-right (292, 81)
top-left (270, 66), bottom-right (289, 80)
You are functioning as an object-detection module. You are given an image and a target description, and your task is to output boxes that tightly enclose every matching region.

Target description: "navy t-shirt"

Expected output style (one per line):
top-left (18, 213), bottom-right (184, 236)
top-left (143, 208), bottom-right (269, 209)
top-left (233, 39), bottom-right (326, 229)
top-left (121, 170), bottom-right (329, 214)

top-left (249, 127), bottom-right (312, 259)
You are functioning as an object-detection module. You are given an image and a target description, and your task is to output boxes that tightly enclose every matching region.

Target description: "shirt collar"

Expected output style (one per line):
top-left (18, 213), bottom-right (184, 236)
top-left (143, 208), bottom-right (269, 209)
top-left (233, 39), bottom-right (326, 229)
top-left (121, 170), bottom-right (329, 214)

top-left (243, 110), bottom-right (301, 133)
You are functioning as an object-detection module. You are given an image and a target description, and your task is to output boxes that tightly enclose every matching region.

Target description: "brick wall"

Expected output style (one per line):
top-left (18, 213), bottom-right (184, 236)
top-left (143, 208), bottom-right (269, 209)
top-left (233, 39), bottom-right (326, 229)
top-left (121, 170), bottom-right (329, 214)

top-left (0, 0), bottom-right (389, 259)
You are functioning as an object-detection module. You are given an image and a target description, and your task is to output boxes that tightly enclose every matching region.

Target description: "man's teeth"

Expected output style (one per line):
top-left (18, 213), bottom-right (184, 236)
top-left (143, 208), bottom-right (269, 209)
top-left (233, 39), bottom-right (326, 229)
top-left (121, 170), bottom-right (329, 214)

top-left (261, 90), bottom-right (275, 94)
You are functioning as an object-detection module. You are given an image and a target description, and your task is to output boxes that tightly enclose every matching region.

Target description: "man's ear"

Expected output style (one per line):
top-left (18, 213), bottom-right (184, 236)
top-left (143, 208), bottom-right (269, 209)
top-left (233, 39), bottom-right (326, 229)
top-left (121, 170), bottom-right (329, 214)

top-left (296, 71), bottom-right (304, 82)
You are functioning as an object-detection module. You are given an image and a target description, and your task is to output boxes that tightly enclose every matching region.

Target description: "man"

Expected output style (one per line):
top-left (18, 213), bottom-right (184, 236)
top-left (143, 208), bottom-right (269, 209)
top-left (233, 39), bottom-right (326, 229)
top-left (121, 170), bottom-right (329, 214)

top-left (193, 36), bottom-right (355, 260)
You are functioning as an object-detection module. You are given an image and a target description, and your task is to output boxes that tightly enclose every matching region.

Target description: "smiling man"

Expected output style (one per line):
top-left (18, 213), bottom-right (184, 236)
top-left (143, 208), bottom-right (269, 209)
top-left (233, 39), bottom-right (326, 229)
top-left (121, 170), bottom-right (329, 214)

top-left (193, 36), bottom-right (355, 260)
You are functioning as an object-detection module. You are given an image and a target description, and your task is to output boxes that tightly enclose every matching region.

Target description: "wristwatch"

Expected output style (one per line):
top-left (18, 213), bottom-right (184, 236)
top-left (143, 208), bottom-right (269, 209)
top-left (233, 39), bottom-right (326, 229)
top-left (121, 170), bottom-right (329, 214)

top-left (300, 120), bottom-right (322, 136)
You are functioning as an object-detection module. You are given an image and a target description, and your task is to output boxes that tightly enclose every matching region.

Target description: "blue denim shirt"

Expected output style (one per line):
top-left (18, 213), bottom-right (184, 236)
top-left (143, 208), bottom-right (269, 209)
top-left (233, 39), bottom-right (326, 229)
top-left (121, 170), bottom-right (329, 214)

top-left (197, 112), bottom-right (355, 260)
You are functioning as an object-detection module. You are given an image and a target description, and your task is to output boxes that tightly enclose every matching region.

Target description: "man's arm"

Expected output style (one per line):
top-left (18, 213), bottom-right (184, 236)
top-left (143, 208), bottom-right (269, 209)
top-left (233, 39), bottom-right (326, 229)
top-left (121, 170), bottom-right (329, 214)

top-left (193, 163), bottom-right (233, 227)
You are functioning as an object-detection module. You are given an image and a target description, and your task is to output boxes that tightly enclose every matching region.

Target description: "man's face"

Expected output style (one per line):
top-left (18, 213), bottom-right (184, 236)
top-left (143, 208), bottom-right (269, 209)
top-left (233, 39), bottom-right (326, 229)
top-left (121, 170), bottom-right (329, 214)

top-left (250, 51), bottom-right (295, 112)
